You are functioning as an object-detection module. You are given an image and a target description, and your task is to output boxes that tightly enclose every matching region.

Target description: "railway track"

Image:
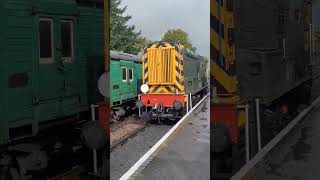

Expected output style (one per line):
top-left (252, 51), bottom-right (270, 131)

top-left (110, 115), bottom-right (149, 151)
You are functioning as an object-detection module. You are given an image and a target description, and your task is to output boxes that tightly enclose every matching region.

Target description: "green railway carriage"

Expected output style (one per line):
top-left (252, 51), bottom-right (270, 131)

top-left (0, 0), bottom-right (103, 144)
top-left (109, 50), bottom-right (142, 119)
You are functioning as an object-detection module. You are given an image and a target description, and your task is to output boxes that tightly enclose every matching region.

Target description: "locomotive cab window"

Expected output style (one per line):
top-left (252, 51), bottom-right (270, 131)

top-left (129, 68), bottom-right (133, 81)
top-left (38, 18), bottom-right (53, 64)
top-left (122, 67), bottom-right (127, 82)
top-left (61, 20), bottom-right (74, 63)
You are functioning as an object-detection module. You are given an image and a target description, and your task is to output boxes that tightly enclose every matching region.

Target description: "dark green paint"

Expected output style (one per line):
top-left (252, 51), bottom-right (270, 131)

top-left (0, 0), bottom-right (103, 144)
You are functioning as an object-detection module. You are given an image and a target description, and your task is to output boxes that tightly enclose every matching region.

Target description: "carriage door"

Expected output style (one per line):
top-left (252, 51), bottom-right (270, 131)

top-left (36, 17), bottom-right (78, 121)
top-left (120, 61), bottom-right (134, 101)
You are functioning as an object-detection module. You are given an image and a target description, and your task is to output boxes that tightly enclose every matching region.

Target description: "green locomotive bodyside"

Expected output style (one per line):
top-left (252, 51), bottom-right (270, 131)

top-left (182, 50), bottom-right (209, 95)
top-left (0, 0), bottom-right (103, 144)
top-left (110, 50), bottom-right (142, 107)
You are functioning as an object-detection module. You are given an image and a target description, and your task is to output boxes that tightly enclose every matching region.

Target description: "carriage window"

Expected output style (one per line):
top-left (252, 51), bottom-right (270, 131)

top-left (39, 18), bottom-right (53, 64)
top-left (129, 68), bottom-right (133, 81)
top-left (122, 67), bottom-right (127, 82)
top-left (61, 20), bottom-right (74, 63)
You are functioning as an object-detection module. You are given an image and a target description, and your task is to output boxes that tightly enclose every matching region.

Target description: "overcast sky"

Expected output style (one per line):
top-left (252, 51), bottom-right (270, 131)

top-left (121, 0), bottom-right (210, 58)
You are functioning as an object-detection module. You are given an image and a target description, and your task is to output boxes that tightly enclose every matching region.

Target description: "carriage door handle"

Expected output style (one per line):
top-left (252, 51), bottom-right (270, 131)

top-left (56, 47), bottom-right (65, 72)
top-left (56, 46), bottom-right (67, 89)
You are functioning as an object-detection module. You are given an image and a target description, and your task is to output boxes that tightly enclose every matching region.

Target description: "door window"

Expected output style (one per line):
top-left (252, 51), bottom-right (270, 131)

top-left (39, 18), bottom-right (53, 64)
top-left (60, 20), bottom-right (74, 63)
top-left (122, 67), bottom-right (127, 82)
top-left (128, 68), bottom-right (133, 81)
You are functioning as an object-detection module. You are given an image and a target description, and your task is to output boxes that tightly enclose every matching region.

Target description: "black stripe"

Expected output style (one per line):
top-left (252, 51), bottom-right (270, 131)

top-left (144, 67), bottom-right (148, 74)
top-left (165, 86), bottom-right (172, 92)
top-left (152, 86), bottom-right (160, 93)
top-left (210, 44), bottom-right (224, 68)
top-left (174, 85), bottom-right (182, 91)
top-left (156, 42), bottom-right (162, 48)
top-left (210, 44), bottom-right (236, 76)
top-left (160, 42), bottom-right (167, 47)
top-left (168, 42), bottom-right (176, 47)
top-left (147, 43), bottom-right (153, 48)
top-left (176, 66), bottom-right (180, 73)
top-left (210, 14), bottom-right (225, 39)
top-left (175, 56), bottom-right (180, 64)
top-left (176, 76), bottom-right (183, 85)
top-left (175, 46), bottom-right (179, 52)
top-left (144, 77), bottom-right (148, 83)
top-left (216, 0), bottom-right (224, 7)
top-left (144, 58), bottom-right (147, 64)
top-left (144, 43), bottom-right (153, 53)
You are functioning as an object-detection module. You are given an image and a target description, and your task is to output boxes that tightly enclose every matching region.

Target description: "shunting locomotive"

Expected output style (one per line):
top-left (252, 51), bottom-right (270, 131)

top-left (136, 41), bottom-right (208, 123)
top-left (211, 0), bottom-right (313, 178)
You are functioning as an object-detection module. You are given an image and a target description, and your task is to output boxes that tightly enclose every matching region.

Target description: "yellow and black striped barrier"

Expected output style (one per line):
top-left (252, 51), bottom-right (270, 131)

top-left (211, 0), bottom-right (238, 103)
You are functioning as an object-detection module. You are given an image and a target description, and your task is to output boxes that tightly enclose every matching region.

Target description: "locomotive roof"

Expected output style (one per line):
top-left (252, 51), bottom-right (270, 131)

top-left (144, 41), bottom-right (203, 60)
top-left (110, 50), bottom-right (142, 63)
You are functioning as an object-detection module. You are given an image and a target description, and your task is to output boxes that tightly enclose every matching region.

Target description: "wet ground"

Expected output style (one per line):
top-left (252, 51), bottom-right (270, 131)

top-left (110, 123), bottom-right (171, 180)
top-left (250, 71), bottom-right (320, 180)
top-left (135, 98), bottom-right (210, 180)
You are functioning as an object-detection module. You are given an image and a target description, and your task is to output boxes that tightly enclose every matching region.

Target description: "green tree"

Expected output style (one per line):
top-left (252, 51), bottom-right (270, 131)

top-left (161, 28), bottom-right (196, 52)
top-left (135, 36), bottom-right (152, 52)
top-left (110, 0), bottom-right (141, 54)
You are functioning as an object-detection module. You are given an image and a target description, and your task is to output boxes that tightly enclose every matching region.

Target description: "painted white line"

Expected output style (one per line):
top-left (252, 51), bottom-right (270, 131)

top-left (119, 93), bottom-right (210, 180)
top-left (231, 96), bottom-right (320, 180)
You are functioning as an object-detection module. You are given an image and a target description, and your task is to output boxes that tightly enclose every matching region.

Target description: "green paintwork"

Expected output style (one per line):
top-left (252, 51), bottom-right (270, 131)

top-left (110, 58), bottom-right (142, 107)
top-left (183, 50), bottom-right (208, 95)
top-left (0, 0), bottom-right (103, 144)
